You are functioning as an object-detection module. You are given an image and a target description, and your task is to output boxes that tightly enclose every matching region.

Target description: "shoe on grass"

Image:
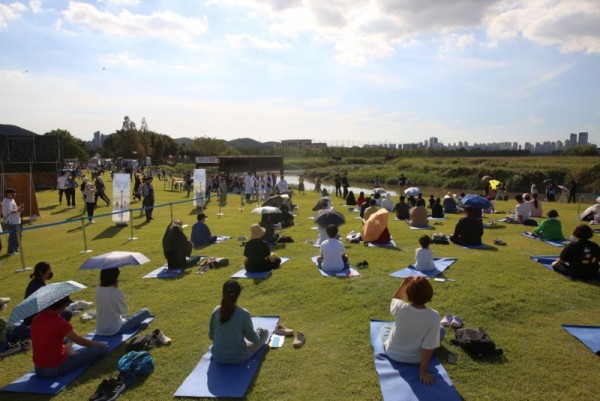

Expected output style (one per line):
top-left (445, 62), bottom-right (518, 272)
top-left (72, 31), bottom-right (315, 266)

top-left (293, 332), bottom-right (305, 348)
top-left (70, 300), bottom-right (94, 310)
top-left (440, 314), bottom-right (454, 327)
top-left (0, 342), bottom-right (21, 358)
top-left (19, 339), bottom-right (32, 351)
top-left (80, 310), bottom-right (97, 322)
top-left (450, 317), bottom-right (463, 328)
top-left (103, 376), bottom-right (126, 401)
top-left (89, 378), bottom-right (111, 401)
top-left (0, 297), bottom-right (10, 305)
top-left (153, 329), bottom-right (172, 345)
top-left (274, 324), bottom-right (294, 337)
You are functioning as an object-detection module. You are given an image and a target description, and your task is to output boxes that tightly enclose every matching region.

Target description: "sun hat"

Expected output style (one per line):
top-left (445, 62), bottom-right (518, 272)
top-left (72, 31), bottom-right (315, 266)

top-left (444, 191), bottom-right (454, 199)
top-left (250, 223), bottom-right (266, 239)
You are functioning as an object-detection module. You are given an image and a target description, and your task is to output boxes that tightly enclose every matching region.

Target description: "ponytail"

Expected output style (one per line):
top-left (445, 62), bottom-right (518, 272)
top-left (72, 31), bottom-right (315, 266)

top-left (219, 293), bottom-right (239, 323)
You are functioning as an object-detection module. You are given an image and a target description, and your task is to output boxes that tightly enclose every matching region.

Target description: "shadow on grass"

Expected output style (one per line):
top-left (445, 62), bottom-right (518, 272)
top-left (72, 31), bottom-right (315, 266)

top-left (93, 226), bottom-right (127, 240)
top-left (483, 225), bottom-right (506, 230)
top-left (50, 208), bottom-right (69, 215)
top-left (39, 204), bottom-right (58, 211)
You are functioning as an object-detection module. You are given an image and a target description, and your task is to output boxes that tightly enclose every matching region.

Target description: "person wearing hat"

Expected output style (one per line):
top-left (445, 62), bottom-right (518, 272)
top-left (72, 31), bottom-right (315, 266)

top-left (530, 210), bottom-right (564, 241)
top-left (2, 188), bottom-right (24, 255)
top-left (191, 213), bottom-right (217, 248)
top-left (162, 220), bottom-right (201, 269)
top-left (209, 280), bottom-right (269, 364)
top-left (141, 175), bottom-right (155, 222)
top-left (552, 225), bottom-right (600, 280)
top-left (31, 296), bottom-right (108, 378)
top-left (244, 224), bottom-right (281, 273)
top-left (442, 192), bottom-right (458, 214)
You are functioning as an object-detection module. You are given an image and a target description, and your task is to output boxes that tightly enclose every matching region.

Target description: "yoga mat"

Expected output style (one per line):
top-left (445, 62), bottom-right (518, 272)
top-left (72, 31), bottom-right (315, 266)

top-left (409, 225), bottom-right (434, 230)
top-left (215, 235), bottom-right (231, 243)
top-left (370, 320), bottom-right (461, 401)
top-left (521, 232), bottom-right (568, 247)
top-left (428, 217), bottom-right (446, 220)
top-left (231, 258), bottom-right (290, 278)
top-left (390, 258), bottom-right (457, 278)
top-left (0, 317), bottom-right (154, 395)
top-left (456, 243), bottom-right (492, 250)
top-left (529, 255), bottom-right (574, 279)
top-left (174, 316), bottom-right (279, 398)
top-left (310, 256), bottom-right (360, 277)
top-left (143, 265), bottom-right (185, 279)
top-left (367, 240), bottom-right (397, 248)
top-left (562, 325), bottom-right (600, 354)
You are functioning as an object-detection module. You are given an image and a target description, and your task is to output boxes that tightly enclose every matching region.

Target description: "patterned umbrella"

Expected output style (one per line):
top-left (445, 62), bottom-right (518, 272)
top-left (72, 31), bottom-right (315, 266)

top-left (79, 251), bottom-right (150, 270)
top-left (8, 281), bottom-right (86, 325)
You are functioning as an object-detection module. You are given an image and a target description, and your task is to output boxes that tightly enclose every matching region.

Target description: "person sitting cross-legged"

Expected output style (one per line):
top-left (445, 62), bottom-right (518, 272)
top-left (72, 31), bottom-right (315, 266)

top-left (191, 213), bottom-right (217, 248)
top-left (162, 220), bottom-right (201, 269)
top-left (552, 224), bottom-right (600, 280)
top-left (317, 225), bottom-right (349, 273)
top-left (530, 209), bottom-right (564, 241)
top-left (244, 224), bottom-right (281, 273)
top-left (449, 207), bottom-right (483, 246)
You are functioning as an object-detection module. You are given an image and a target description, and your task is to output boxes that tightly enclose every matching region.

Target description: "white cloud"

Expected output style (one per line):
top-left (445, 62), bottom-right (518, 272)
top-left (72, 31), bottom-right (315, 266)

top-left (99, 0), bottom-right (141, 6)
top-left (60, 2), bottom-right (208, 42)
top-left (29, 0), bottom-right (42, 13)
top-left (226, 33), bottom-right (289, 49)
top-left (100, 51), bottom-right (152, 66)
top-left (439, 33), bottom-right (475, 53)
top-left (0, 2), bottom-right (26, 30)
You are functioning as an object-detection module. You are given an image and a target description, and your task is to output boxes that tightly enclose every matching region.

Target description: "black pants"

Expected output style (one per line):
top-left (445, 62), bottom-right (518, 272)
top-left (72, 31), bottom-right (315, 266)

top-left (143, 198), bottom-right (154, 221)
top-left (65, 188), bottom-right (76, 206)
top-left (95, 191), bottom-right (110, 206)
top-left (58, 188), bottom-right (65, 203)
top-left (568, 192), bottom-right (576, 203)
top-left (86, 202), bottom-right (95, 221)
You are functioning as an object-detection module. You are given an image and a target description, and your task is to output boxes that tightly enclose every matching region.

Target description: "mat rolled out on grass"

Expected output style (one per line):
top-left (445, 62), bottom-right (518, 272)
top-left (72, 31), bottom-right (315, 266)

top-left (521, 232), bottom-right (569, 247)
top-left (174, 316), bottom-right (279, 399)
top-left (367, 240), bottom-right (397, 248)
top-left (0, 317), bottom-right (154, 395)
top-left (369, 320), bottom-right (461, 401)
top-left (562, 325), bottom-right (600, 355)
top-left (390, 258), bottom-right (457, 278)
top-left (143, 264), bottom-right (184, 279)
top-left (408, 225), bottom-right (434, 230)
top-left (310, 256), bottom-right (360, 277)
top-left (231, 257), bottom-right (290, 279)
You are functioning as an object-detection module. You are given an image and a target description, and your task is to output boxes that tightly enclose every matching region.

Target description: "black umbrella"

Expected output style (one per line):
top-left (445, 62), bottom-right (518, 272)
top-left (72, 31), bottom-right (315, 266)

top-left (262, 195), bottom-right (286, 208)
top-left (315, 210), bottom-right (346, 228)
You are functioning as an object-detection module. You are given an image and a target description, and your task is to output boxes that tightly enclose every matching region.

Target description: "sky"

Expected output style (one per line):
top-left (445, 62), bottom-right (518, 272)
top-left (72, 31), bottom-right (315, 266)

top-left (1, 0), bottom-right (599, 147)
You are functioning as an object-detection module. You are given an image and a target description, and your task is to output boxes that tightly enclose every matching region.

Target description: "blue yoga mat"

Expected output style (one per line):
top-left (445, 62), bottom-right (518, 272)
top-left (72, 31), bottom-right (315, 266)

top-left (370, 320), bottom-right (461, 401)
top-left (367, 240), bottom-right (397, 248)
top-left (0, 317), bottom-right (154, 395)
top-left (456, 243), bottom-right (492, 250)
top-left (522, 232), bottom-right (568, 247)
top-left (562, 325), bottom-right (600, 354)
top-left (231, 258), bottom-right (290, 279)
top-left (390, 258), bottom-right (457, 278)
top-left (143, 265), bottom-right (185, 279)
top-left (174, 316), bottom-right (279, 398)
top-left (310, 256), bottom-right (360, 277)
top-left (529, 256), bottom-right (573, 279)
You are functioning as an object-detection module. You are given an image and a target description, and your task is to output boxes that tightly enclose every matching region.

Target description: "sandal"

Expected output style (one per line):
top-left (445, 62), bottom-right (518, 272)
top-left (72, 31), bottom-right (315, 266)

top-left (357, 260), bottom-right (369, 269)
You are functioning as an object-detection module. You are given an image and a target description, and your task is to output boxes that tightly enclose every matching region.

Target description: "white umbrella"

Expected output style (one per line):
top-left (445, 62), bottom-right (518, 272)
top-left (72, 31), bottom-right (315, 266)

top-left (251, 206), bottom-right (282, 215)
top-left (372, 188), bottom-right (387, 195)
top-left (8, 281), bottom-right (86, 325)
top-left (404, 187), bottom-right (421, 196)
top-left (79, 251), bottom-right (150, 270)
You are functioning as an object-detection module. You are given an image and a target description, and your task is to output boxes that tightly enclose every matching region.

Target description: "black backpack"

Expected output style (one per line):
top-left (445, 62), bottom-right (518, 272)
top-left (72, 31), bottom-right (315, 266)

top-left (452, 328), bottom-right (503, 357)
top-left (126, 333), bottom-right (156, 352)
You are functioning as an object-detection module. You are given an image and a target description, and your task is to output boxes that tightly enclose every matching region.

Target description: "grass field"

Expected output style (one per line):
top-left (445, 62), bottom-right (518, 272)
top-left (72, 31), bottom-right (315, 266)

top-left (0, 173), bottom-right (599, 401)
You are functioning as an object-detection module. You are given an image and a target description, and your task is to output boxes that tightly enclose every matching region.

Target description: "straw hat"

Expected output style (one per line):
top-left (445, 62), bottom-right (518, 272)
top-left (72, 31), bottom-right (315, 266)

top-left (250, 223), bottom-right (266, 239)
top-left (444, 191), bottom-right (454, 199)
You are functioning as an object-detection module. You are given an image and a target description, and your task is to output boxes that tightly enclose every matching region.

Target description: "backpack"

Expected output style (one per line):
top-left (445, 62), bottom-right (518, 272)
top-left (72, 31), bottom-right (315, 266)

top-left (118, 351), bottom-right (154, 384)
top-left (125, 333), bottom-right (156, 352)
top-left (452, 328), bottom-right (503, 357)
top-left (431, 233), bottom-right (449, 244)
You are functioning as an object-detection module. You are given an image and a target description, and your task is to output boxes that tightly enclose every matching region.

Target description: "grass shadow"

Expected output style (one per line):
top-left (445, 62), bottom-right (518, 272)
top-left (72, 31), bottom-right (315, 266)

top-left (93, 226), bottom-right (127, 240)
top-left (50, 208), bottom-right (69, 215)
top-left (39, 204), bottom-right (58, 211)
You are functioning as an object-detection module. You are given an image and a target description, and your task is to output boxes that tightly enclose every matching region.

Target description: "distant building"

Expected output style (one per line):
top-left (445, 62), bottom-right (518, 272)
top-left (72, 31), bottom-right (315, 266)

top-left (89, 131), bottom-right (107, 149)
top-left (570, 133), bottom-right (577, 148)
top-left (579, 132), bottom-right (588, 145)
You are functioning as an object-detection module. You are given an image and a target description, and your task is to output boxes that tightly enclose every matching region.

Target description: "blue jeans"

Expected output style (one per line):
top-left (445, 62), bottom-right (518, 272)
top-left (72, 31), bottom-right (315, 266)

top-left (7, 224), bottom-right (21, 253)
top-left (34, 346), bottom-right (108, 378)
top-left (117, 308), bottom-right (151, 334)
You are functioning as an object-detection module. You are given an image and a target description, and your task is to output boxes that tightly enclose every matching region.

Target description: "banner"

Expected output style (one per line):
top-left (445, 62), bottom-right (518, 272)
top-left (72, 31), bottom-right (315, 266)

top-left (193, 169), bottom-right (206, 208)
top-left (112, 173), bottom-right (131, 223)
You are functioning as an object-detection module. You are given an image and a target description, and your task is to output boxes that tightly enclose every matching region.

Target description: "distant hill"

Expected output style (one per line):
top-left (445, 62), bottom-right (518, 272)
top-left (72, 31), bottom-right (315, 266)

top-left (174, 137), bottom-right (192, 145)
top-left (228, 137), bottom-right (274, 149)
top-left (0, 124), bottom-right (39, 136)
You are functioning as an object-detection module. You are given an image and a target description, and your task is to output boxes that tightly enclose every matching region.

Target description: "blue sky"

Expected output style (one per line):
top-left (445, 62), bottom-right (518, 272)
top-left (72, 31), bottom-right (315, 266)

top-left (1, 0), bottom-right (599, 146)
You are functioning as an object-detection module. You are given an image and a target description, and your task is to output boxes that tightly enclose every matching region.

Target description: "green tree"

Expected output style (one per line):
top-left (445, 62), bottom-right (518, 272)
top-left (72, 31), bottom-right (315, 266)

top-left (44, 129), bottom-right (89, 161)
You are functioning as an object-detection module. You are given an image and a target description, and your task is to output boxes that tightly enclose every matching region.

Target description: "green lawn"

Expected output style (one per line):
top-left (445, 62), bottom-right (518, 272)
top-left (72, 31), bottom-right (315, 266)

top-left (0, 173), bottom-right (599, 401)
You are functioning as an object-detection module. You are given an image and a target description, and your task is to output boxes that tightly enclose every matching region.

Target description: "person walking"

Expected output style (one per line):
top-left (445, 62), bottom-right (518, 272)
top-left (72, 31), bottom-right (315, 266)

top-left (83, 181), bottom-right (97, 223)
top-left (1, 188), bottom-right (23, 255)
top-left (141, 176), bottom-right (155, 222)
top-left (93, 173), bottom-right (111, 207)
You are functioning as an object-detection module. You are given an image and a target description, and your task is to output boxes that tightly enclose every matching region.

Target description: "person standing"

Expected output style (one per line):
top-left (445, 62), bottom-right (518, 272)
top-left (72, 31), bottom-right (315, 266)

top-left (2, 188), bottom-right (23, 255)
top-left (141, 176), bottom-right (155, 222)
top-left (65, 173), bottom-right (78, 208)
top-left (568, 179), bottom-right (577, 203)
top-left (334, 174), bottom-right (342, 197)
top-left (57, 171), bottom-right (67, 205)
top-left (83, 182), bottom-right (97, 223)
top-left (398, 173), bottom-right (406, 189)
top-left (341, 173), bottom-right (350, 200)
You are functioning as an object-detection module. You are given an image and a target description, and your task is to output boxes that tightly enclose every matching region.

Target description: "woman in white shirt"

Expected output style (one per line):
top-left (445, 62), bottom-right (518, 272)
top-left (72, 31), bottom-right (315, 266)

top-left (414, 236), bottom-right (435, 272)
top-left (96, 268), bottom-right (151, 336)
top-left (380, 277), bottom-right (443, 385)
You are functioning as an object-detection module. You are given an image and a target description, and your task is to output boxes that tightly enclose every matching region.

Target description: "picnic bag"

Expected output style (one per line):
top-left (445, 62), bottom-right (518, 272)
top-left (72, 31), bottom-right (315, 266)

top-left (278, 235), bottom-right (294, 243)
top-left (452, 328), bottom-right (503, 356)
top-left (200, 257), bottom-right (229, 269)
top-left (125, 333), bottom-right (156, 352)
top-left (431, 233), bottom-right (449, 244)
top-left (118, 351), bottom-right (154, 384)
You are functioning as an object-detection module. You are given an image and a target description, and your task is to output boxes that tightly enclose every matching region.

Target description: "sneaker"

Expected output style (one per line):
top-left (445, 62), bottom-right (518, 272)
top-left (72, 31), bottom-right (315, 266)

top-left (274, 324), bottom-right (294, 337)
top-left (89, 220), bottom-right (95, 224)
top-left (440, 314), bottom-right (454, 327)
top-left (357, 260), bottom-right (369, 269)
top-left (19, 339), bottom-right (32, 351)
top-left (80, 310), bottom-right (97, 322)
top-left (153, 329), bottom-right (172, 345)
top-left (450, 317), bottom-right (463, 328)
top-left (0, 342), bottom-right (21, 358)
top-left (0, 297), bottom-right (10, 305)
top-left (71, 300), bottom-right (94, 310)
top-left (293, 332), bottom-right (305, 348)
top-left (89, 378), bottom-right (111, 401)
top-left (102, 377), bottom-right (126, 401)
